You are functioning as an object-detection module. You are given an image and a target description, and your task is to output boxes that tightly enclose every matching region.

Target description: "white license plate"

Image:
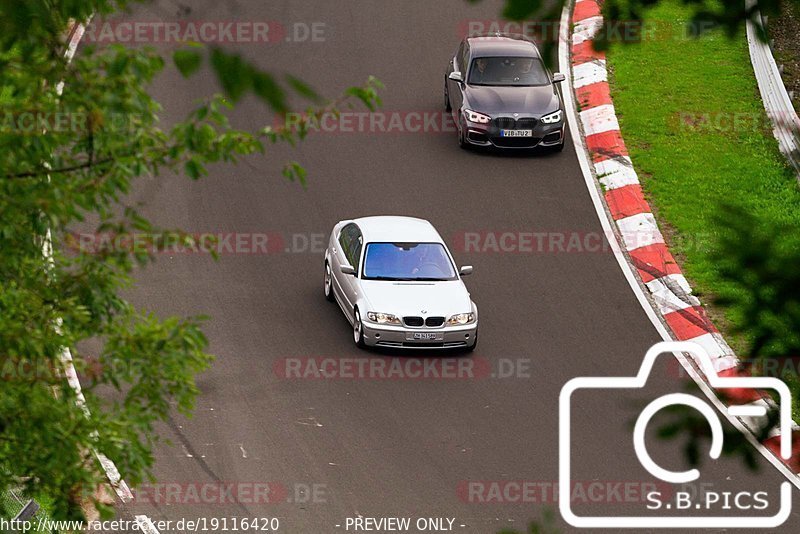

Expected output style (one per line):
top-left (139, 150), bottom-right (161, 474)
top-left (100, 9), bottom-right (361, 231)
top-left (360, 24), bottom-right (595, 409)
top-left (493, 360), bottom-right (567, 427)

top-left (409, 332), bottom-right (442, 341)
top-left (501, 129), bottom-right (533, 137)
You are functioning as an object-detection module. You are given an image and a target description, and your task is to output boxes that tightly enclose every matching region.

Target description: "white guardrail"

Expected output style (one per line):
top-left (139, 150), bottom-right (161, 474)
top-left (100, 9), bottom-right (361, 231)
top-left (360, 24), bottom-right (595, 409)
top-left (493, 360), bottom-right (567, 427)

top-left (747, 0), bottom-right (800, 179)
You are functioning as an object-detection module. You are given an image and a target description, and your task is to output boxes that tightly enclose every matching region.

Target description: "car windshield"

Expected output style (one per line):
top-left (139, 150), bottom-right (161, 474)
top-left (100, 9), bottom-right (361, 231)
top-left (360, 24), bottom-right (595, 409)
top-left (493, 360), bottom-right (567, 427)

top-left (362, 242), bottom-right (458, 281)
top-left (468, 56), bottom-right (549, 86)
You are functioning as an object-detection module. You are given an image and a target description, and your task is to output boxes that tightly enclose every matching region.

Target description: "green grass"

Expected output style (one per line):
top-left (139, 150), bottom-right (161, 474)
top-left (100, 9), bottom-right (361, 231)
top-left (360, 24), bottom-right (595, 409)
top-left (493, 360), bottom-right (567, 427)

top-left (606, 1), bottom-right (800, 353)
top-left (0, 489), bottom-right (24, 520)
top-left (1, 489), bottom-right (59, 533)
top-left (606, 1), bottom-right (800, 418)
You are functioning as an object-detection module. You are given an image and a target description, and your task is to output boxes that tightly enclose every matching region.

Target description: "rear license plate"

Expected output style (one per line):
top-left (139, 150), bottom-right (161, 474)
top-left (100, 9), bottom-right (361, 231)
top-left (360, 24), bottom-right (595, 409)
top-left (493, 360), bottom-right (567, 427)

top-left (501, 129), bottom-right (533, 137)
top-left (408, 332), bottom-right (443, 341)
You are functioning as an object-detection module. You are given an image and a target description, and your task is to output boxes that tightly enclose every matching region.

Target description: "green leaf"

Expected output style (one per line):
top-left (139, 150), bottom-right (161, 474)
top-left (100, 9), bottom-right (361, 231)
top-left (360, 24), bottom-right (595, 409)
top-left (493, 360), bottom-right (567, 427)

top-left (184, 158), bottom-right (205, 179)
top-left (252, 71), bottom-right (287, 113)
top-left (502, 0), bottom-right (544, 20)
top-left (282, 160), bottom-right (307, 187)
top-left (285, 75), bottom-right (322, 103)
top-left (173, 49), bottom-right (203, 78)
top-left (209, 48), bottom-right (251, 102)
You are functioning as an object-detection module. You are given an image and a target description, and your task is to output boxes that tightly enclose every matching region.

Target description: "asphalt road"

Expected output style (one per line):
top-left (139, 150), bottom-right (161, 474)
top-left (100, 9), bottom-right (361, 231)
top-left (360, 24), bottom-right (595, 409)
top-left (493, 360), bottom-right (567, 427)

top-left (92, 0), bottom-right (800, 532)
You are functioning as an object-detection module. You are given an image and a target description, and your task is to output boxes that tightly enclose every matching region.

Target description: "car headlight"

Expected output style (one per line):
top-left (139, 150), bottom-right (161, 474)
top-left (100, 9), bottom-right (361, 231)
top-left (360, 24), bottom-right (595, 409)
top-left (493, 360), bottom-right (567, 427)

top-left (464, 109), bottom-right (491, 124)
top-left (447, 313), bottom-right (475, 326)
top-left (540, 110), bottom-right (563, 124)
top-left (367, 311), bottom-right (402, 325)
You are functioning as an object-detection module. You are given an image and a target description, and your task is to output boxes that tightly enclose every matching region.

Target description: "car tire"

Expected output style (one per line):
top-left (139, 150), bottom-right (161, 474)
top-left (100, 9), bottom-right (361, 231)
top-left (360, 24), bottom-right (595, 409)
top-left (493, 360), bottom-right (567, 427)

top-left (324, 262), bottom-right (335, 302)
top-left (444, 81), bottom-right (452, 112)
top-left (466, 331), bottom-right (478, 352)
top-left (458, 120), bottom-right (469, 150)
top-left (353, 308), bottom-right (366, 349)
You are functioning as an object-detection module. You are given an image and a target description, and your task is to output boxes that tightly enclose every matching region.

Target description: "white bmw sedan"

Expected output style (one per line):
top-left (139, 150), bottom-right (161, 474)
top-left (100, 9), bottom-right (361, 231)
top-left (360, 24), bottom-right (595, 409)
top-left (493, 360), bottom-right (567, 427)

top-left (324, 216), bottom-right (478, 350)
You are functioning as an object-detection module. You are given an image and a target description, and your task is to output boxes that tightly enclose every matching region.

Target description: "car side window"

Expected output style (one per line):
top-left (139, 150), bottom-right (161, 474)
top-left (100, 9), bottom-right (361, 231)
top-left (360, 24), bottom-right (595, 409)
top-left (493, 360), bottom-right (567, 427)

top-left (339, 223), bottom-right (362, 269)
top-left (461, 45), bottom-right (470, 77)
top-left (351, 232), bottom-right (363, 272)
top-left (338, 223), bottom-right (354, 261)
top-left (456, 41), bottom-right (465, 71)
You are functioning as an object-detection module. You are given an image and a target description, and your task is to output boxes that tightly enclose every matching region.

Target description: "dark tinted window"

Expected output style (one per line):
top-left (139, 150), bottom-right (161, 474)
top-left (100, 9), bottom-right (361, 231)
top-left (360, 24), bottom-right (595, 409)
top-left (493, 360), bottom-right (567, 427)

top-left (460, 43), bottom-right (470, 74)
top-left (456, 41), bottom-right (466, 71)
top-left (339, 223), bottom-right (362, 269)
top-left (351, 231), bottom-right (363, 270)
top-left (338, 224), bottom-right (355, 265)
top-left (338, 224), bottom-right (353, 255)
top-left (468, 56), bottom-right (549, 86)
top-left (363, 243), bottom-right (457, 281)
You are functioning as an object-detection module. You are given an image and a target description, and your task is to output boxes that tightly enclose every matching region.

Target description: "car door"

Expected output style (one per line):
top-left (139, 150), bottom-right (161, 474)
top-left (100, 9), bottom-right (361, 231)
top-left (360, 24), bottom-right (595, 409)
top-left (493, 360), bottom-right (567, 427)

top-left (340, 224), bottom-right (363, 315)
top-left (330, 223), bottom-right (354, 316)
top-left (448, 41), bottom-right (468, 123)
top-left (331, 223), bottom-right (362, 319)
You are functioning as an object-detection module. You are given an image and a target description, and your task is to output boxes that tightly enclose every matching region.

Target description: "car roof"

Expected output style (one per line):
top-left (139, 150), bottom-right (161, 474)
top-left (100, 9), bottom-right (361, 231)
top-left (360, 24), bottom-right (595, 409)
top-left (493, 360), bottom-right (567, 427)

top-left (349, 216), bottom-right (444, 243)
top-left (466, 33), bottom-right (540, 58)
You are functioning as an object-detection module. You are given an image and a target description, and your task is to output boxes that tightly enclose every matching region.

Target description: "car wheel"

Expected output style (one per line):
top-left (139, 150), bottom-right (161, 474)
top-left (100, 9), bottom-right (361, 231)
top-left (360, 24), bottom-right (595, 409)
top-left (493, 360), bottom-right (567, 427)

top-left (458, 120), bottom-right (469, 150)
top-left (466, 330), bottom-right (478, 352)
top-left (444, 82), bottom-right (452, 112)
top-left (353, 308), bottom-right (366, 349)
top-left (324, 262), bottom-right (334, 302)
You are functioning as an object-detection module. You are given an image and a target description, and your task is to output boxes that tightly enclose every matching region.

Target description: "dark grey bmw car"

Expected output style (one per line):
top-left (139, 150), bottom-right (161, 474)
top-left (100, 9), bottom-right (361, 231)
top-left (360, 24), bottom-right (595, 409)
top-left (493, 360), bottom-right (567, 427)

top-left (445, 33), bottom-right (566, 151)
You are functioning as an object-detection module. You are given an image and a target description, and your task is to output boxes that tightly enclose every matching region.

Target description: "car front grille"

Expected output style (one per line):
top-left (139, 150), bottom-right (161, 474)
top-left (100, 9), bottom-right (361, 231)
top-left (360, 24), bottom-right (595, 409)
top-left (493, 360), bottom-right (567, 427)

top-left (493, 117), bottom-right (516, 130)
top-left (425, 316), bottom-right (445, 327)
top-left (403, 316), bottom-right (424, 327)
top-left (492, 117), bottom-right (538, 130)
top-left (403, 316), bottom-right (446, 327)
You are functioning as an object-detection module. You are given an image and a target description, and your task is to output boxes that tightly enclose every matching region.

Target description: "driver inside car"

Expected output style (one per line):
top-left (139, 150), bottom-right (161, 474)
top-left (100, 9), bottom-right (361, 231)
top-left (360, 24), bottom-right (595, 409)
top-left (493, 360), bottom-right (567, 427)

top-left (411, 245), bottom-right (450, 276)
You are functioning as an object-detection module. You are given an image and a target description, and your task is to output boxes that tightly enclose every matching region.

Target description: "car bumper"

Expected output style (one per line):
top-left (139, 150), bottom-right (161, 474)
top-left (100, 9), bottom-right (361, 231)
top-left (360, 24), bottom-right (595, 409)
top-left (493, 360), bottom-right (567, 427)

top-left (361, 321), bottom-right (478, 349)
top-left (462, 120), bottom-right (565, 149)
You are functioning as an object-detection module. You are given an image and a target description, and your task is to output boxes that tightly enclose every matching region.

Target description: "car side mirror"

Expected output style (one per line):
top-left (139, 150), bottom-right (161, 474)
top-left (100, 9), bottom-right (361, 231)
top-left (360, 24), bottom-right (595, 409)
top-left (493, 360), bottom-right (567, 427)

top-left (340, 265), bottom-right (356, 275)
top-left (459, 265), bottom-right (473, 276)
top-left (552, 72), bottom-right (566, 83)
top-left (449, 71), bottom-right (464, 83)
